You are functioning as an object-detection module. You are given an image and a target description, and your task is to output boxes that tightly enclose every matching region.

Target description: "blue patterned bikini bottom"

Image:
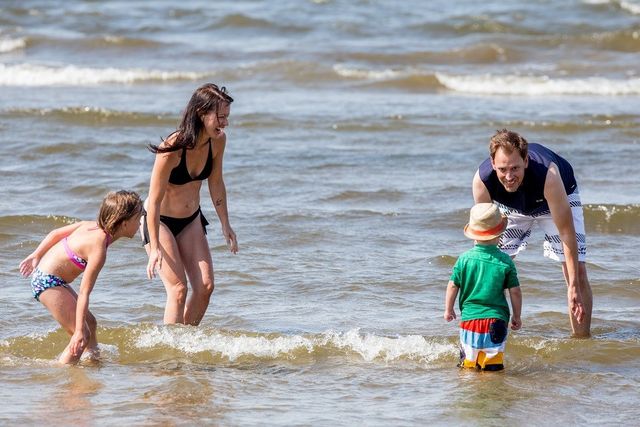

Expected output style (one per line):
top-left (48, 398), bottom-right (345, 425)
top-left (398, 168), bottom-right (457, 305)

top-left (31, 268), bottom-right (69, 301)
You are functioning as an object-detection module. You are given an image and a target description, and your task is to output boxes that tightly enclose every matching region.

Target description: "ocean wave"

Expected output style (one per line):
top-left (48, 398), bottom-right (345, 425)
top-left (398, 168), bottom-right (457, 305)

top-left (1, 106), bottom-right (177, 127)
top-left (414, 18), bottom-right (544, 37)
top-left (584, 204), bottom-right (640, 234)
top-left (333, 64), bottom-right (406, 80)
top-left (620, 0), bottom-right (640, 14)
top-left (1, 326), bottom-right (456, 366)
top-left (435, 73), bottom-right (640, 95)
top-left (583, 0), bottom-right (640, 14)
top-left (94, 35), bottom-right (165, 48)
top-left (322, 189), bottom-right (406, 203)
top-left (344, 43), bottom-right (513, 65)
top-left (3, 324), bottom-right (640, 368)
top-left (214, 13), bottom-right (309, 33)
top-left (487, 114), bottom-right (640, 132)
top-left (582, 28), bottom-right (640, 52)
top-left (0, 214), bottom-right (78, 227)
top-left (0, 37), bottom-right (26, 53)
top-left (332, 65), bottom-right (443, 90)
top-left (0, 63), bottom-right (209, 86)
top-left (445, 204), bottom-right (640, 235)
top-left (0, 215), bottom-right (79, 242)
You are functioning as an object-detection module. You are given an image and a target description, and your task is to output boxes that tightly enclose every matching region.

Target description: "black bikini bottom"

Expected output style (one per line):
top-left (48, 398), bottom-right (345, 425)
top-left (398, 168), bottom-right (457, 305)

top-left (142, 207), bottom-right (209, 245)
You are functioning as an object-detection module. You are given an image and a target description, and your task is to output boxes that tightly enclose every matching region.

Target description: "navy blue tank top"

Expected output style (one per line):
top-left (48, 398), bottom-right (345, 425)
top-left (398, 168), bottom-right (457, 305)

top-left (478, 143), bottom-right (577, 215)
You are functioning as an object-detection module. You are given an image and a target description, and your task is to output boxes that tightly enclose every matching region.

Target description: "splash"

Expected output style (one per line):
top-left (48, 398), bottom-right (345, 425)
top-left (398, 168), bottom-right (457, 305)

top-left (135, 326), bottom-right (455, 364)
top-left (0, 37), bottom-right (26, 53)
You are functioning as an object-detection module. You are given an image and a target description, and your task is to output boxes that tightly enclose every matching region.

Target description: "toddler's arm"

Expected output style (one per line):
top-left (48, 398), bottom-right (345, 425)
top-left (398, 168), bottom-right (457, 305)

top-left (444, 280), bottom-right (459, 322)
top-left (508, 287), bottom-right (522, 330)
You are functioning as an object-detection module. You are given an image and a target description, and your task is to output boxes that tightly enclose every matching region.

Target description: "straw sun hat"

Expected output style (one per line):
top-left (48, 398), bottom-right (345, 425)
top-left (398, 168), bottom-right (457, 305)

top-left (463, 203), bottom-right (507, 241)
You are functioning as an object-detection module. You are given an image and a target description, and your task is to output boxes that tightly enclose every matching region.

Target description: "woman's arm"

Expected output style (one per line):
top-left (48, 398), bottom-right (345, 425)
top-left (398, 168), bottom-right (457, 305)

top-left (19, 221), bottom-right (85, 276)
top-left (146, 148), bottom-right (177, 278)
top-left (207, 135), bottom-right (238, 253)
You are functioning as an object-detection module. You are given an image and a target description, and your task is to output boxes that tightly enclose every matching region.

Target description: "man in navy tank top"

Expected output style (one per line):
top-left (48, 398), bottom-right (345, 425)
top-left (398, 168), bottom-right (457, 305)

top-left (472, 129), bottom-right (592, 337)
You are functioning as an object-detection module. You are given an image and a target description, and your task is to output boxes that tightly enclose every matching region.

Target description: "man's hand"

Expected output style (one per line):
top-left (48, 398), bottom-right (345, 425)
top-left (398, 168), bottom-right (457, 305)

top-left (568, 286), bottom-right (584, 324)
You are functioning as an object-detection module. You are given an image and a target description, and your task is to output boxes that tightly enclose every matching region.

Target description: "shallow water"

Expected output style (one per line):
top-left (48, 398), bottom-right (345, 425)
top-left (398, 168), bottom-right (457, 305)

top-left (1, 0), bottom-right (639, 425)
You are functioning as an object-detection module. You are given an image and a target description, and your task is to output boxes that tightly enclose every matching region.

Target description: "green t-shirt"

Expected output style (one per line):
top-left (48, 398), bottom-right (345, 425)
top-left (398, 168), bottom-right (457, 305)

top-left (450, 244), bottom-right (520, 322)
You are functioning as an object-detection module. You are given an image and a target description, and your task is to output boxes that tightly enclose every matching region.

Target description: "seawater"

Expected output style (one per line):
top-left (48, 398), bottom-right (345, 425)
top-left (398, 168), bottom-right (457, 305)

top-left (1, 0), bottom-right (639, 425)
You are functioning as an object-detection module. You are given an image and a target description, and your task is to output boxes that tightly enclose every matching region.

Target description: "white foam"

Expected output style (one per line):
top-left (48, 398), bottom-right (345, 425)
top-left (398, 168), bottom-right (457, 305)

top-left (582, 0), bottom-right (640, 14)
top-left (333, 64), bottom-right (401, 80)
top-left (322, 329), bottom-right (454, 363)
top-left (0, 37), bottom-right (26, 53)
top-left (0, 63), bottom-right (208, 86)
top-left (136, 326), bottom-right (315, 361)
top-left (435, 72), bottom-right (640, 95)
top-left (620, 0), bottom-right (640, 14)
top-left (135, 326), bottom-right (454, 364)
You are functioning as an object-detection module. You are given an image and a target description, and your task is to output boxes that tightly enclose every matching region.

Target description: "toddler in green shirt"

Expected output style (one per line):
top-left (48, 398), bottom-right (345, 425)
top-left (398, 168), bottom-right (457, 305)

top-left (444, 203), bottom-right (522, 371)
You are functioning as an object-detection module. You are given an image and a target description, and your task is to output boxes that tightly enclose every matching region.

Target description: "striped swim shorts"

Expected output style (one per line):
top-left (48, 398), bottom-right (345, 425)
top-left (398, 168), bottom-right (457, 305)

top-left (459, 318), bottom-right (508, 371)
top-left (496, 190), bottom-right (587, 262)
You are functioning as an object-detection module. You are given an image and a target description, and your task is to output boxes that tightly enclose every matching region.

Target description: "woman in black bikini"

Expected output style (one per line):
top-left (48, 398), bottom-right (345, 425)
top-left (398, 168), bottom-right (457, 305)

top-left (143, 83), bottom-right (237, 325)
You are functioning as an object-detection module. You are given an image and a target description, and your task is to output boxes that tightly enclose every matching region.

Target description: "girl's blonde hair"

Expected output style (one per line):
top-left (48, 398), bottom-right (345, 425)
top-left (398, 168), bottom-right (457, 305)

top-left (97, 190), bottom-right (143, 236)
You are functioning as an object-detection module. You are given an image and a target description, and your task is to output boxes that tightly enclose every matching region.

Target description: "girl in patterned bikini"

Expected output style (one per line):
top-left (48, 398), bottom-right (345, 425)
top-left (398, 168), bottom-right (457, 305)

top-left (19, 190), bottom-right (144, 364)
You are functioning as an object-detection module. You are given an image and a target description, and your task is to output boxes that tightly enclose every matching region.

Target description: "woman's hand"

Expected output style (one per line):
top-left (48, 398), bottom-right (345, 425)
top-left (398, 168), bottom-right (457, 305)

top-left (222, 226), bottom-right (238, 254)
top-left (19, 253), bottom-right (39, 277)
top-left (146, 247), bottom-right (163, 279)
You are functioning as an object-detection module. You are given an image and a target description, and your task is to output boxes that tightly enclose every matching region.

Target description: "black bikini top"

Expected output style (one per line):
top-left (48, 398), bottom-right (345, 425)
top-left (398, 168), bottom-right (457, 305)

top-left (168, 139), bottom-right (213, 185)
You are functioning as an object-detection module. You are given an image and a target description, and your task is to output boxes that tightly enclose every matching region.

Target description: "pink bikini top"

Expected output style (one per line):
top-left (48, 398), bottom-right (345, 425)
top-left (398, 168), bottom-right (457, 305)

top-left (63, 227), bottom-right (112, 270)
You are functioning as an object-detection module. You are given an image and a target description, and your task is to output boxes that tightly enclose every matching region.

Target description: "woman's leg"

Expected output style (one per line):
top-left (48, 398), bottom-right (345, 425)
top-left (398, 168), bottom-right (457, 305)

top-left (177, 217), bottom-right (214, 326)
top-left (144, 222), bottom-right (189, 324)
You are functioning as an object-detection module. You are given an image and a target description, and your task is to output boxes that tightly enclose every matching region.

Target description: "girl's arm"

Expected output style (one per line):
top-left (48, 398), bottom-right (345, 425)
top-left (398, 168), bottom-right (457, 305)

top-left (68, 245), bottom-right (107, 359)
top-left (207, 134), bottom-right (238, 254)
top-left (19, 221), bottom-right (85, 276)
top-left (444, 280), bottom-right (459, 321)
top-left (146, 149), bottom-right (176, 279)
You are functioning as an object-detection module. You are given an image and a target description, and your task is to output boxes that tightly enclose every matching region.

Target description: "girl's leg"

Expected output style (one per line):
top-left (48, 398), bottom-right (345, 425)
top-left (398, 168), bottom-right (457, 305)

top-left (62, 286), bottom-right (100, 359)
top-left (38, 286), bottom-right (89, 364)
top-left (177, 217), bottom-right (214, 326)
top-left (144, 223), bottom-right (189, 324)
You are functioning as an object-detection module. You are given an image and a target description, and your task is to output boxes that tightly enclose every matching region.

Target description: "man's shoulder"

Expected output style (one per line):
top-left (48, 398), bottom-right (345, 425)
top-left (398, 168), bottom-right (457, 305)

top-left (478, 157), bottom-right (493, 179)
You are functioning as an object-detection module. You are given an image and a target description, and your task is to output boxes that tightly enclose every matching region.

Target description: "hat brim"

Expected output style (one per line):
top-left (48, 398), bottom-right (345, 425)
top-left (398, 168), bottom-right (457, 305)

top-left (463, 216), bottom-right (507, 241)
